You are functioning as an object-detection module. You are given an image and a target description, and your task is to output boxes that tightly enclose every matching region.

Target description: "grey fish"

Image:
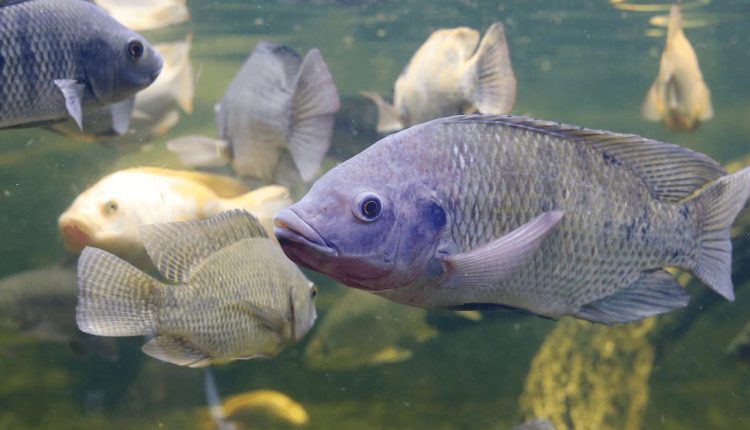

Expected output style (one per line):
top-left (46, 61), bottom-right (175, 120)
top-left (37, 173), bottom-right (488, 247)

top-left (361, 22), bottom-right (515, 133)
top-left (304, 288), bottom-right (436, 371)
top-left (275, 115), bottom-right (750, 324)
top-left (0, 263), bottom-right (117, 359)
top-left (0, 0), bottom-right (163, 132)
top-left (76, 210), bottom-right (317, 367)
top-left (168, 41), bottom-right (340, 184)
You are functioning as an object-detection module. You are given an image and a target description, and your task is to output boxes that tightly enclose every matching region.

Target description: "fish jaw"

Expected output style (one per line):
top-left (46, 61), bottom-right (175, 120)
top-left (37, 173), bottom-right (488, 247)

top-left (58, 218), bottom-right (95, 253)
top-left (273, 209), bottom-right (338, 257)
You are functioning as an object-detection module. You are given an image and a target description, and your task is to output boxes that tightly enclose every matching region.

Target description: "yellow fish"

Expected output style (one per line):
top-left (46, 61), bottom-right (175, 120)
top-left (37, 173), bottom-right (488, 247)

top-left (58, 167), bottom-right (291, 266)
top-left (642, 4), bottom-right (713, 131)
top-left (93, 0), bottom-right (190, 32)
top-left (361, 22), bottom-right (516, 133)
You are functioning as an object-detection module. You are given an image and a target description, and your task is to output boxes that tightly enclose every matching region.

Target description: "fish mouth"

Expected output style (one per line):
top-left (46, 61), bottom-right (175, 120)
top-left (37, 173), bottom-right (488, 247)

top-left (273, 209), bottom-right (338, 258)
top-left (58, 219), bottom-right (93, 253)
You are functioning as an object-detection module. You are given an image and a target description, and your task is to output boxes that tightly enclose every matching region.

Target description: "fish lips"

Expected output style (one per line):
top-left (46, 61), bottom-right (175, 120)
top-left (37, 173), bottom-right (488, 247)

top-left (59, 219), bottom-right (93, 253)
top-left (273, 209), bottom-right (338, 258)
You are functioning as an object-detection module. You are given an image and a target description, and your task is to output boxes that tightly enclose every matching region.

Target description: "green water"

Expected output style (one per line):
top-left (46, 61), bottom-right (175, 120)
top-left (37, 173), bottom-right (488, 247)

top-left (1, 0), bottom-right (750, 429)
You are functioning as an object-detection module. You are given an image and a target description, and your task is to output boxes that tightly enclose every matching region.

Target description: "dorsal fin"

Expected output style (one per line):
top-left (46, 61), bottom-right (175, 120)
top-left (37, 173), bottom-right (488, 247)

top-left (129, 167), bottom-right (248, 198)
top-left (141, 210), bottom-right (268, 283)
top-left (442, 115), bottom-right (725, 202)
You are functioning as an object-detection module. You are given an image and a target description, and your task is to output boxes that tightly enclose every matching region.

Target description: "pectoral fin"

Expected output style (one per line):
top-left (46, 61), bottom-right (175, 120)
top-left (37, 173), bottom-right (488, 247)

top-left (443, 211), bottom-right (563, 288)
top-left (142, 335), bottom-right (212, 368)
top-left (54, 79), bottom-right (85, 130)
top-left (108, 97), bottom-right (135, 135)
top-left (368, 346), bottom-right (413, 365)
top-left (238, 301), bottom-right (291, 340)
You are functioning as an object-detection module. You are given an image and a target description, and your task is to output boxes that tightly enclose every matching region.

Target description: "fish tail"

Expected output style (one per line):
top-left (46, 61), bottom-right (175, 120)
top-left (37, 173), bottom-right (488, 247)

top-left (219, 186), bottom-right (293, 236)
top-left (287, 48), bottom-right (340, 182)
top-left (359, 90), bottom-right (405, 133)
top-left (689, 167), bottom-right (750, 301)
top-left (76, 247), bottom-right (165, 337)
top-left (465, 22), bottom-right (516, 114)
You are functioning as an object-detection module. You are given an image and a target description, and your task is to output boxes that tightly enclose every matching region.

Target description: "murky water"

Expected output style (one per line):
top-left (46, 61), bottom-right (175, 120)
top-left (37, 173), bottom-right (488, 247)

top-left (1, 1), bottom-right (750, 429)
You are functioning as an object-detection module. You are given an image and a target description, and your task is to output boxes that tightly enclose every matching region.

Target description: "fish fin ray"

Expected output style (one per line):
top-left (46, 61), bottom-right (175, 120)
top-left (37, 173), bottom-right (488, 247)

top-left (360, 90), bottom-right (405, 133)
top-left (688, 167), bottom-right (750, 301)
top-left (574, 270), bottom-right (689, 324)
top-left (108, 97), bottom-right (134, 135)
top-left (54, 79), bottom-right (85, 130)
top-left (141, 210), bottom-right (267, 283)
top-left (288, 49), bottom-right (340, 182)
top-left (76, 247), bottom-right (163, 336)
top-left (444, 115), bottom-right (725, 202)
top-left (142, 335), bottom-right (212, 367)
top-left (167, 135), bottom-right (231, 168)
top-left (466, 22), bottom-right (516, 114)
top-left (443, 211), bottom-right (563, 288)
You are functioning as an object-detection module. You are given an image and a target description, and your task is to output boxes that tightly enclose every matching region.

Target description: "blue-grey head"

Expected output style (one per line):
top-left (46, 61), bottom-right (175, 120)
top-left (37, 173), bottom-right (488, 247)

top-left (274, 129), bottom-right (448, 291)
top-left (81, 5), bottom-right (163, 104)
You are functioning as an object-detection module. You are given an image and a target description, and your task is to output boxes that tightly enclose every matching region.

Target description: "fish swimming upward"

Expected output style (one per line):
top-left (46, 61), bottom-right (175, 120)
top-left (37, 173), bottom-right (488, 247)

top-left (168, 41), bottom-right (340, 185)
top-left (0, 0), bottom-right (163, 132)
top-left (275, 115), bottom-right (750, 324)
top-left (58, 167), bottom-right (291, 267)
top-left (642, 4), bottom-right (713, 131)
top-left (76, 210), bottom-right (318, 368)
top-left (361, 22), bottom-right (515, 134)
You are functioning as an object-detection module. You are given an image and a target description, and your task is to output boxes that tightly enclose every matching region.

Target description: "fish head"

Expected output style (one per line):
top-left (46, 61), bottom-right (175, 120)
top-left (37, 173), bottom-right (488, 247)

top-left (274, 160), bottom-right (447, 291)
top-left (290, 280), bottom-right (318, 342)
top-left (83, 27), bottom-right (163, 105)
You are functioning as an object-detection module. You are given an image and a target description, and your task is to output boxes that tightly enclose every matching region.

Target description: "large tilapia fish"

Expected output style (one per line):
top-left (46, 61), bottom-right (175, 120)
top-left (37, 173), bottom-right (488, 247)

top-left (0, 0), bottom-right (163, 132)
top-left (76, 210), bottom-right (317, 367)
top-left (361, 22), bottom-right (515, 133)
top-left (168, 41), bottom-right (340, 185)
top-left (275, 115), bottom-right (750, 324)
top-left (642, 4), bottom-right (713, 131)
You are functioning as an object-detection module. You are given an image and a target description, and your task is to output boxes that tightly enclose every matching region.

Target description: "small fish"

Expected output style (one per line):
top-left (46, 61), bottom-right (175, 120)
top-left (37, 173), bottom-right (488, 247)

top-left (168, 41), bottom-right (340, 184)
top-left (726, 321), bottom-right (750, 362)
top-left (75, 210), bottom-right (318, 368)
top-left (0, 0), bottom-right (163, 132)
top-left (50, 34), bottom-right (194, 149)
top-left (58, 167), bottom-right (291, 266)
top-left (642, 4), bottom-right (713, 131)
top-left (93, 0), bottom-right (190, 31)
top-left (361, 22), bottom-right (515, 133)
top-left (275, 115), bottom-right (750, 324)
top-left (204, 387), bottom-right (309, 429)
top-left (304, 288), bottom-right (436, 371)
top-left (0, 263), bottom-right (118, 360)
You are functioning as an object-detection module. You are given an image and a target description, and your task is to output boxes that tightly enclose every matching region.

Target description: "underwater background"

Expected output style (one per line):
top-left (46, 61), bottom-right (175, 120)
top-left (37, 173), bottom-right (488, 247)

top-left (1, 0), bottom-right (750, 429)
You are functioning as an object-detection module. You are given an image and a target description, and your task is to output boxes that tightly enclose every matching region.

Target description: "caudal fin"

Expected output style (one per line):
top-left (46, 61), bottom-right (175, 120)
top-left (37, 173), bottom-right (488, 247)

top-left (690, 167), bottom-right (750, 301)
top-left (76, 247), bottom-right (165, 337)
top-left (465, 22), bottom-right (516, 114)
top-left (360, 90), bottom-right (405, 133)
top-left (288, 49), bottom-right (340, 182)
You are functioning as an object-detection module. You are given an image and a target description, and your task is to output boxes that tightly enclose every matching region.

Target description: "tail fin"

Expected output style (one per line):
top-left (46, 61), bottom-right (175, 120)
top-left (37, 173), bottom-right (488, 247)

top-left (288, 49), bottom-right (340, 182)
top-left (219, 185), bottom-right (293, 236)
top-left (360, 90), bottom-right (405, 133)
top-left (465, 22), bottom-right (516, 114)
top-left (76, 247), bottom-right (165, 337)
top-left (689, 167), bottom-right (750, 301)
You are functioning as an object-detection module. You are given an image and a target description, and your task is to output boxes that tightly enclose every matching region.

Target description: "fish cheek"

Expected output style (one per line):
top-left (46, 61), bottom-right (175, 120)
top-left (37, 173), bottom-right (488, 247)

top-left (82, 38), bottom-right (117, 103)
top-left (394, 199), bottom-right (446, 281)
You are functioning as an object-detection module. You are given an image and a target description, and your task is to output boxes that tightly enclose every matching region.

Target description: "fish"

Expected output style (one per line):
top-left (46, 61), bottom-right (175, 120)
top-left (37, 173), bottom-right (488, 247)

top-left (92, 0), bottom-right (190, 32)
top-left (0, 263), bottom-right (118, 359)
top-left (167, 41), bottom-right (340, 185)
top-left (274, 114), bottom-right (750, 324)
top-left (75, 210), bottom-right (318, 368)
top-left (642, 4), bottom-right (713, 131)
top-left (360, 22), bottom-right (515, 134)
top-left (58, 167), bottom-right (292, 267)
top-left (304, 288), bottom-right (436, 371)
top-left (0, 0), bottom-right (163, 132)
top-left (49, 34), bottom-right (194, 150)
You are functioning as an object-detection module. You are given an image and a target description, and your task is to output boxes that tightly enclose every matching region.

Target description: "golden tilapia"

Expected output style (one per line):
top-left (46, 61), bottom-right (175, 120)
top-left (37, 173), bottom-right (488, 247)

top-left (642, 4), bottom-right (713, 131)
top-left (361, 22), bottom-right (515, 133)
top-left (58, 167), bottom-right (291, 266)
top-left (76, 210), bottom-right (318, 368)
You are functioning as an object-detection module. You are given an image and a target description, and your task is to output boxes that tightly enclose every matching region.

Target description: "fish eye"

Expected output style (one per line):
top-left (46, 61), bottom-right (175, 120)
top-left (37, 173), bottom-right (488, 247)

top-left (127, 40), bottom-right (144, 59)
top-left (352, 191), bottom-right (383, 222)
top-left (102, 200), bottom-right (119, 216)
top-left (310, 286), bottom-right (318, 299)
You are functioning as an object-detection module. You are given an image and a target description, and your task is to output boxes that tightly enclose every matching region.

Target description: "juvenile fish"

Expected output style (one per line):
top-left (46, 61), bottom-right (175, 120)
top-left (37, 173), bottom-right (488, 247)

top-left (642, 4), bottom-right (713, 131)
top-left (76, 210), bottom-right (318, 367)
top-left (361, 22), bottom-right (515, 133)
top-left (0, 0), bottom-right (163, 132)
top-left (275, 115), bottom-right (750, 324)
top-left (58, 167), bottom-right (291, 266)
top-left (168, 41), bottom-right (340, 184)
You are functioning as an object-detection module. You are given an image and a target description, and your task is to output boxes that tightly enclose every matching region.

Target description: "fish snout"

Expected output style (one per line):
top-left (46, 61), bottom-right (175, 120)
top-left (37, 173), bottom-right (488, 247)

top-left (273, 209), bottom-right (337, 257)
top-left (58, 219), bottom-right (94, 253)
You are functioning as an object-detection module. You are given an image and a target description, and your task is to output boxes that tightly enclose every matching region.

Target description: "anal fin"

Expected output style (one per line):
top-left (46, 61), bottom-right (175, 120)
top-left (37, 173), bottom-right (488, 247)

top-left (574, 269), bottom-right (689, 324)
